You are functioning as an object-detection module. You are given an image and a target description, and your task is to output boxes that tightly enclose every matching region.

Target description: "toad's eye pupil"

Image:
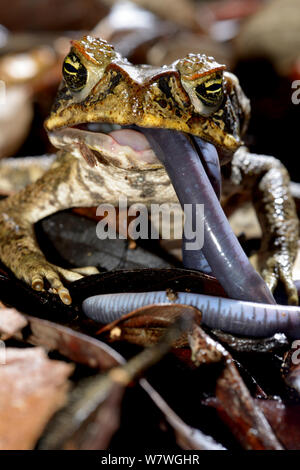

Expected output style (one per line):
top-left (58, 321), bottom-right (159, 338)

top-left (62, 53), bottom-right (87, 92)
top-left (195, 75), bottom-right (223, 108)
top-left (205, 83), bottom-right (222, 93)
top-left (64, 63), bottom-right (78, 75)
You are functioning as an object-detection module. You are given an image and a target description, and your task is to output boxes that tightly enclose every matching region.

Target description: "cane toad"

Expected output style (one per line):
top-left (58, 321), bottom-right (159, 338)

top-left (0, 36), bottom-right (298, 305)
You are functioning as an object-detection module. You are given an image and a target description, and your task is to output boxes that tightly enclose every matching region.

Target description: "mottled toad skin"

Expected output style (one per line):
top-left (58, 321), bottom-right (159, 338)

top-left (0, 36), bottom-right (298, 305)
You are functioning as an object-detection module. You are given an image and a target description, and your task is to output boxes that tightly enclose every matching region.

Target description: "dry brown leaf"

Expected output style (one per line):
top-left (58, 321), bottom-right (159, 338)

top-left (0, 307), bottom-right (27, 340)
top-left (140, 378), bottom-right (225, 450)
top-left (97, 303), bottom-right (201, 348)
top-left (256, 399), bottom-right (300, 450)
top-left (0, 347), bottom-right (73, 450)
top-left (189, 325), bottom-right (283, 450)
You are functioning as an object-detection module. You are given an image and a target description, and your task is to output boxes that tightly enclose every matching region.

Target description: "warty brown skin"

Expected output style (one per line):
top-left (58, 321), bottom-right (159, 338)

top-left (0, 150), bottom-right (176, 304)
top-left (223, 147), bottom-right (299, 303)
top-left (0, 36), bottom-right (298, 305)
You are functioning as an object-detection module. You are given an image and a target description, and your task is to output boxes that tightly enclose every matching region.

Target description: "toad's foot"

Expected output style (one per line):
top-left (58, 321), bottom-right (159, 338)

top-left (258, 250), bottom-right (298, 306)
top-left (0, 151), bottom-right (103, 305)
top-left (12, 252), bottom-right (99, 305)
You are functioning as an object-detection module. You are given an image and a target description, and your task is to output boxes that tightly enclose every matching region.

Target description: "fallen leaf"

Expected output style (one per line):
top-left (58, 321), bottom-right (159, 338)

top-left (189, 325), bottom-right (283, 450)
top-left (38, 314), bottom-right (195, 449)
top-left (98, 304), bottom-right (201, 348)
top-left (0, 307), bottom-right (27, 340)
top-left (0, 347), bottom-right (73, 450)
top-left (256, 399), bottom-right (300, 450)
top-left (140, 378), bottom-right (226, 450)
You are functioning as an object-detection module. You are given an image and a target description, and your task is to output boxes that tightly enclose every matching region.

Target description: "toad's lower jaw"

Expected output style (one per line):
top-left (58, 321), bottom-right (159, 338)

top-left (140, 127), bottom-right (275, 305)
top-left (48, 127), bottom-right (161, 170)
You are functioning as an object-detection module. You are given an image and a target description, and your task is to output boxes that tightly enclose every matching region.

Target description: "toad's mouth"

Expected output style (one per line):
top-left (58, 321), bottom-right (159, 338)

top-left (49, 122), bottom-right (274, 305)
top-left (48, 123), bottom-right (161, 170)
top-left (48, 122), bottom-right (222, 196)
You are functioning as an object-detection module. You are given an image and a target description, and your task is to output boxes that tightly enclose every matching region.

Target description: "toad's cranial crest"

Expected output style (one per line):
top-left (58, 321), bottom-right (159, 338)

top-left (45, 36), bottom-right (250, 158)
top-left (0, 36), bottom-right (298, 310)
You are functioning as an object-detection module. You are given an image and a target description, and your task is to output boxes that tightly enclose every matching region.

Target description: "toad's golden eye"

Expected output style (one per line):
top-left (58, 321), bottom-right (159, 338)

top-left (62, 53), bottom-right (87, 92)
top-left (195, 73), bottom-right (223, 108)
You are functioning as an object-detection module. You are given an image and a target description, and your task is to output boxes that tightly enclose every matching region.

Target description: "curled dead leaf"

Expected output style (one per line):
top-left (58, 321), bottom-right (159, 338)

top-left (97, 303), bottom-right (201, 348)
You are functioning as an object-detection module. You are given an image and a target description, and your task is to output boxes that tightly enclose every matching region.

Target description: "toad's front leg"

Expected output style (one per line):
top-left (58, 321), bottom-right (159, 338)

top-left (0, 151), bottom-right (100, 304)
top-left (225, 147), bottom-right (299, 305)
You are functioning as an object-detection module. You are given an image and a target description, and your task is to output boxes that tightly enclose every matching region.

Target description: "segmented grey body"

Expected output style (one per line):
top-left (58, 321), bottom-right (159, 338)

top-left (182, 136), bottom-right (219, 275)
top-left (193, 136), bottom-right (221, 200)
top-left (82, 291), bottom-right (300, 338)
top-left (141, 128), bottom-right (275, 304)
